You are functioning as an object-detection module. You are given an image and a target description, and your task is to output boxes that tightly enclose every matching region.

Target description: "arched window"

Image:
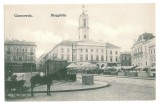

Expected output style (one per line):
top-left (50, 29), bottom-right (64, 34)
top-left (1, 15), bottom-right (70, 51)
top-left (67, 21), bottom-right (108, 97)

top-left (96, 55), bottom-right (99, 61)
top-left (85, 54), bottom-right (88, 61)
top-left (91, 54), bottom-right (93, 61)
top-left (101, 55), bottom-right (104, 61)
top-left (84, 34), bottom-right (86, 39)
top-left (80, 54), bottom-right (83, 61)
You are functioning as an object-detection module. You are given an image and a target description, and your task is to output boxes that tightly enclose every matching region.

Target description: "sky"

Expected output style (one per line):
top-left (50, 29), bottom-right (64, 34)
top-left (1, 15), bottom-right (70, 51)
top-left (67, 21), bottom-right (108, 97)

top-left (4, 4), bottom-right (155, 58)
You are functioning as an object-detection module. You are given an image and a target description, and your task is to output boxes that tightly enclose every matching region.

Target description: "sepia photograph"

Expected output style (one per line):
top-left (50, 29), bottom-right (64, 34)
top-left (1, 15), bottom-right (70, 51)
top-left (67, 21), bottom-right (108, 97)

top-left (4, 3), bottom-right (156, 101)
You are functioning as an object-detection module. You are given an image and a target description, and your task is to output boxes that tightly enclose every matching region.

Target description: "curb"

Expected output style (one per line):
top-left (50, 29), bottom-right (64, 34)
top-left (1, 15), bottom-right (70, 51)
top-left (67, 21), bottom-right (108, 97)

top-left (98, 75), bottom-right (156, 80)
top-left (77, 74), bottom-right (155, 80)
top-left (26, 82), bottom-right (110, 94)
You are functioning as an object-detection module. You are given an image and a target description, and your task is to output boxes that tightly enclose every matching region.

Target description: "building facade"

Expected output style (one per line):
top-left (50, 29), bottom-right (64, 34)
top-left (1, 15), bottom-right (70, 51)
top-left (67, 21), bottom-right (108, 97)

top-left (39, 7), bottom-right (121, 67)
top-left (4, 40), bottom-right (37, 72)
top-left (131, 32), bottom-right (155, 67)
top-left (119, 52), bottom-right (131, 66)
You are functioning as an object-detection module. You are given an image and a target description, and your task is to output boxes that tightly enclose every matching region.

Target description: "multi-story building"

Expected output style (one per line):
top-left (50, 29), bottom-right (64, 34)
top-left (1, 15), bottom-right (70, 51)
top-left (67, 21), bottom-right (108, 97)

top-left (149, 38), bottom-right (156, 67)
top-left (106, 42), bottom-right (121, 66)
top-left (131, 32), bottom-right (155, 67)
top-left (38, 7), bottom-right (121, 67)
top-left (119, 52), bottom-right (131, 66)
top-left (4, 39), bottom-right (37, 72)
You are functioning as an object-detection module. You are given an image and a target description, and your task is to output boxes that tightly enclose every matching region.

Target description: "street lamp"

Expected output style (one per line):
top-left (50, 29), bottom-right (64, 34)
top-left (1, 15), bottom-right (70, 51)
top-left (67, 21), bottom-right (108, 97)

top-left (31, 60), bottom-right (32, 76)
top-left (31, 58), bottom-right (35, 77)
top-left (72, 43), bottom-right (81, 63)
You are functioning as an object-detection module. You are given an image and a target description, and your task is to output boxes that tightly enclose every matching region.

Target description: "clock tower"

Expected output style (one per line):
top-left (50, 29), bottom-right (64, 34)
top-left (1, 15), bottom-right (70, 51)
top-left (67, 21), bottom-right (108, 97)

top-left (78, 5), bottom-right (89, 41)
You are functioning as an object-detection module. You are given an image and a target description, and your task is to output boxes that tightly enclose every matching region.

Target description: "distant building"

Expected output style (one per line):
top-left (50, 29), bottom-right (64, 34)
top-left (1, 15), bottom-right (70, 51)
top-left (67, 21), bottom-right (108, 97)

top-left (149, 38), bottom-right (156, 67)
top-left (120, 52), bottom-right (131, 66)
top-left (38, 6), bottom-right (121, 67)
top-left (131, 32), bottom-right (155, 67)
top-left (4, 39), bottom-right (37, 72)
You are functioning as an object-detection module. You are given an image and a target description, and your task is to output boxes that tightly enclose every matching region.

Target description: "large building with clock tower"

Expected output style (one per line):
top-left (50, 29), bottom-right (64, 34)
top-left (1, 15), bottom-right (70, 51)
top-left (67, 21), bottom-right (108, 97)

top-left (38, 6), bottom-right (121, 67)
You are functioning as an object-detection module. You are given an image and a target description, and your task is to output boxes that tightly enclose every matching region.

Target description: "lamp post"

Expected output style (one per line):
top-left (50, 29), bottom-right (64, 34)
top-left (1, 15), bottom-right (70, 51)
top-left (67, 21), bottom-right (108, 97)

top-left (31, 60), bottom-right (32, 76)
top-left (31, 59), bottom-right (35, 77)
top-left (72, 43), bottom-right (81, 63)
top-left (72, 43), bottom-right (73, 62)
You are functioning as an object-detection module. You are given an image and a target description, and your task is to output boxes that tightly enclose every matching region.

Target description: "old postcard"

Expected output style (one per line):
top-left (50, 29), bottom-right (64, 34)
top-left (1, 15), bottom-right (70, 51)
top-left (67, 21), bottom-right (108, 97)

top-left (4, 4), bottom-right (155, 101)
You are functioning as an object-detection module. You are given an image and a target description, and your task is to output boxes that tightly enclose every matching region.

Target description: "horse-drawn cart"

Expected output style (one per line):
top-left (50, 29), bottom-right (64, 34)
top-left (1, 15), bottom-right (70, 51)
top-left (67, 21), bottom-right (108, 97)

top-left (5, 80), bottom-right (29, 99)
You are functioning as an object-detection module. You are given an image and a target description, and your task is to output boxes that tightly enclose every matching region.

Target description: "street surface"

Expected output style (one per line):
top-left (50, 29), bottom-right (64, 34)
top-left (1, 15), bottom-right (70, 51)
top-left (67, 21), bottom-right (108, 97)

top-left (12, 75), bottom-right (155, 101)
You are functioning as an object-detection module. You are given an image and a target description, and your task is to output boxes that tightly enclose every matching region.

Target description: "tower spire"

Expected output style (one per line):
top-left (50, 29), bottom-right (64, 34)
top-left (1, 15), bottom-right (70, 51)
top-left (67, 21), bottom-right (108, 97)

top-left (82, 5), bottom-right (85, 14)
top-left (82, 5), bottom-right (87, 14)
top-left (79, 5), bottom-right (89, 41)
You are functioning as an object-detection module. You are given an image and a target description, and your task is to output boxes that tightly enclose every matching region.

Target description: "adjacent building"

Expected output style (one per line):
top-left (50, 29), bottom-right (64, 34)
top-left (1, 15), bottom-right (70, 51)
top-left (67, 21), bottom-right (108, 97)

top-left (4, 39), bottom-right (37, 72)
top-left (119, 52), bottom-right (131, 66)
top-left (131, 32), bottom-right (155, 67)
top-left (39, 7), bottom-right (121, 67)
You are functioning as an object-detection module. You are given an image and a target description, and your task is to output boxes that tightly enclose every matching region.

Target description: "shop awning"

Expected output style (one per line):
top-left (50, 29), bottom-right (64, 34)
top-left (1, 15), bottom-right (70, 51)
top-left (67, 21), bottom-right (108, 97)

top-left (67, 63), bottom-right (79, 69)
top-left (80, 62), bottom-right (97, 69)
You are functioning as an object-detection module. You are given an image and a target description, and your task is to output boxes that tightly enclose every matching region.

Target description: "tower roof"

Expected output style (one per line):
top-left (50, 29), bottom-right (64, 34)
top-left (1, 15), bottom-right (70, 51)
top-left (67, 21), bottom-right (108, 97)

top-left (136, 32), bottom-right (155, 43)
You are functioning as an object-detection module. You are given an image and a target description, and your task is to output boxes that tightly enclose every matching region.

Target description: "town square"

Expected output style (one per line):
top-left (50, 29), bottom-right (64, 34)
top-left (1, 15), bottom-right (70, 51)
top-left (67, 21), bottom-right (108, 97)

top-left (4, 4), bottom-right (156, 101)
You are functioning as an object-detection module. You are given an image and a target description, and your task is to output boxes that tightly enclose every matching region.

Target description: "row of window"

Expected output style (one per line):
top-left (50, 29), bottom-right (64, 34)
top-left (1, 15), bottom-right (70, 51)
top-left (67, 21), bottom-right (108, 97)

top-left (132, 46), bottom-right (155, 55)
top-left (106, 56), bottom-right (118, 62)
top-left (5, 56), bottom-right (35, 61)
top-left (79, 54), bottom-right (105, 61)
top-left (6, 52), bottom-right (35, 55)
top-left (132, 46), bottom-right (143, 54)
top-left (61, 48), bottom-right (118, 55)
top-left (133, 54), bottom-right (153, 61)
top-left (6, 47), bottom-right (35, 53)
top-left (60, 54), bottom-right (118, 62)
top-left (133, 56), bottom-right (143, 61)
top-left (132, 61), bottom-right (148, 66)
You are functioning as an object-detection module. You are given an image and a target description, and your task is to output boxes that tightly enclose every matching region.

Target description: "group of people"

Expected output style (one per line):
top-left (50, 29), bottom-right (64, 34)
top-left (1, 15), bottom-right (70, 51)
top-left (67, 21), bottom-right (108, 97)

top-left (6, 71), bottom-right (17, 81)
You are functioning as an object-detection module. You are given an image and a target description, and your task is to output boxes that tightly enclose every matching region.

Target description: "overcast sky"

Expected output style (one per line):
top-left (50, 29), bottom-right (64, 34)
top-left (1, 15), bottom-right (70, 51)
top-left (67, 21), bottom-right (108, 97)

top-left (4, 4), bottom-right (155, 58)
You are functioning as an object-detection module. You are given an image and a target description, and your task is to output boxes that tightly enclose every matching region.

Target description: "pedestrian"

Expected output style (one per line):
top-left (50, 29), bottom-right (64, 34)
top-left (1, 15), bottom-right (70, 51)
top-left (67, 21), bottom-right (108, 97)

top-left (11, 74), bottom-right (17, 81)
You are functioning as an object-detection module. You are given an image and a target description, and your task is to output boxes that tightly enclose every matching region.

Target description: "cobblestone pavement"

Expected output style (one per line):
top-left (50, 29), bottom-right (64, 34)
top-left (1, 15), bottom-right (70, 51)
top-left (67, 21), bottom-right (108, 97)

top-left (89, 75), bottom-right (155, 88)
top-left (9, 75), bottom-right (155, 101)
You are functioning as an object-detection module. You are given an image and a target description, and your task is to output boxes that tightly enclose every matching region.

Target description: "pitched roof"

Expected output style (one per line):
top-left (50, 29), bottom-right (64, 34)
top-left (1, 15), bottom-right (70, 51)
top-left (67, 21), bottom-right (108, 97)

top-left (58, 40), bottom-right (78, 46)
top-left (106, 42), bottom-right (120, 49)
top-left (59, 40), bottom-right (120, 49)
top-left (5, 39), bottom-right (36, 46)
